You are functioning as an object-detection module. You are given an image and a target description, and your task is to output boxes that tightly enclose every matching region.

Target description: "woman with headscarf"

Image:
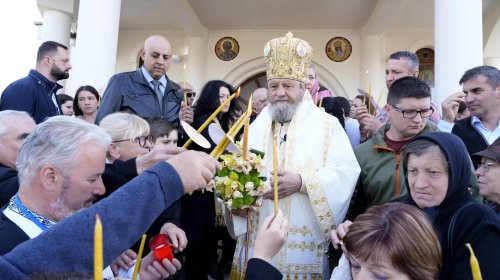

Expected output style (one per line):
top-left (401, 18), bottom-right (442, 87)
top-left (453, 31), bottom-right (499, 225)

top-left (305, 65), bottom-right (333, 106)
top-left (400, 132), bottom-right (500, 279)
top-left (333, 132), bottom-right (500, 279)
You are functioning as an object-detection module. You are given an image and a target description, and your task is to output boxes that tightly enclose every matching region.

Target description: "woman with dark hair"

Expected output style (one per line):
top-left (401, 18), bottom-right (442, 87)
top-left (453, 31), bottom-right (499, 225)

top-left (182, 79), bottom-right (238, 280)
top-left (73, 85), bottom-right (100, 124)
top-left (57, 93), bottom-right (74, 116)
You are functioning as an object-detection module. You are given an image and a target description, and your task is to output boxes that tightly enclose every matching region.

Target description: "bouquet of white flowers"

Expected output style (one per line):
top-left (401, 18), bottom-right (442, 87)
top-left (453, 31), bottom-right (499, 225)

top-left (210, 146), bottom-right (269, 210)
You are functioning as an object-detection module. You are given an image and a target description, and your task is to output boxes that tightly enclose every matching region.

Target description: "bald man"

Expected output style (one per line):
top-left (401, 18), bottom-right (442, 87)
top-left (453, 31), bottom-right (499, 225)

top-left (96, 35), bottom-right (193, 125)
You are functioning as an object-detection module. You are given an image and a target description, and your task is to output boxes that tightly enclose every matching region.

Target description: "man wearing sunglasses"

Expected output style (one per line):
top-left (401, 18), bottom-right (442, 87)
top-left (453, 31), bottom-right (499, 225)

top-left (347, 76), bottom-right (438, 220)
top-left (180, 82), bottom-right (196, 107)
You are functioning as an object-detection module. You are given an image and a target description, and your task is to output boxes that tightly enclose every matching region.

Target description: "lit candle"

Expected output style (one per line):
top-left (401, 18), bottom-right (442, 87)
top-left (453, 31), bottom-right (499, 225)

top-left (242, 96), bottom-right (253, 160)
top-left (183, 87), bottom-right (241, 149)
top-left (94, 214), bottom-right (103, 280)
top-left (132, 234), bottom-right (147, 280)
top-left (466, 243), bottom-right (483, 280)
top-left (368, 84), bottom-right (372, 114)
top-left (375, 90), bottom-right (384, 116)
top-left (272, 131), bottom-right (278, 215)
top-left (183, 64), bottom-right (187, 104)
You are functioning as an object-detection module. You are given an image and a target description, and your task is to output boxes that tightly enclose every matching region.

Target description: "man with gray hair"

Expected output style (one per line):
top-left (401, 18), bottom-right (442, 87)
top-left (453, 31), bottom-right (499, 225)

top-left (0, 116), bottom-right (219, 279)
top-left (0, 110), bottom-right (36, 206)
top-left (0, 116), bottom-right (220, 278)
top-left (0, 117), bottom-right (121, 277)
top-left (0, 117), bottom-right (111, 254)
top-left (439, 65), bottom-right (500, 168)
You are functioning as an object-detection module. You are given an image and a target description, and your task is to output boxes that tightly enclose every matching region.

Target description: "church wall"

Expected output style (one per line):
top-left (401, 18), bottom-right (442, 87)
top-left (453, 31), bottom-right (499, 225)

top-left (112, 28), bottom-right (434, 99)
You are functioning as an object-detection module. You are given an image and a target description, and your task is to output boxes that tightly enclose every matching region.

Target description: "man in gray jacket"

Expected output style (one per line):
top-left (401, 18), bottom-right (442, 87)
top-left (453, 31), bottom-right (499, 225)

top-left (96, 35), bottom-right (193, 126)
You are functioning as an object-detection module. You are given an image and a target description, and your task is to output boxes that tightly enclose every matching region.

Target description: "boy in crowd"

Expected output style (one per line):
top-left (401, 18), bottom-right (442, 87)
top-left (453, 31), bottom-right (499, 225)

top-left (148, 117), bottom-right (179, 148)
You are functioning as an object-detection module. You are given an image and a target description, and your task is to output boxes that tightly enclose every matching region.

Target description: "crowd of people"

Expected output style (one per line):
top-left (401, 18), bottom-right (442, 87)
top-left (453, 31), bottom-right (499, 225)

top-left (0, 32), bottom-right (499, 280)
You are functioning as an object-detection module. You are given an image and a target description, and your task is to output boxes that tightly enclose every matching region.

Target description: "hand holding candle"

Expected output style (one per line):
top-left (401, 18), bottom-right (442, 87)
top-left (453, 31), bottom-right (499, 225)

top-left (94, 214), bottom-right (103, 280)
top-left (150, 234), bottom-right (174, 263)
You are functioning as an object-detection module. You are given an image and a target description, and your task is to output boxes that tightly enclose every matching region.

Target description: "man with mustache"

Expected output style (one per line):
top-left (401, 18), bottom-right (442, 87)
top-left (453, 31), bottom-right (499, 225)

top-left (347, 76), bottom-right (438, 220)
top-left (96, 35), bottom-right (193, 126)
top-left (230, 32), bottom-right (360, 279)
top-left (0, 41), bottom-right (71, 124)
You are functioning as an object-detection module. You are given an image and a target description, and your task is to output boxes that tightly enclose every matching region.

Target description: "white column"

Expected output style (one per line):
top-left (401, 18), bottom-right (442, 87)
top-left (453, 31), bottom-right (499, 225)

top-left (484, 57), bottom-right (500, 69)
top-left (434, 0), bottom-right (483, 107)
top-left (360, 35), bottom-right (383, 102)
top-left (68, 0), bottom-right (121, 96)
top-left (186, 37), bottom-right (207, 91)
top-left (41, 10), bottom-right (71, 45)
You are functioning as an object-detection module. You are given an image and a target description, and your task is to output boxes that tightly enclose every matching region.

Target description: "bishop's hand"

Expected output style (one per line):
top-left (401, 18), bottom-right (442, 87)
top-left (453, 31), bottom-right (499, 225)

top-left (263, 170), bottom-right (302, 199)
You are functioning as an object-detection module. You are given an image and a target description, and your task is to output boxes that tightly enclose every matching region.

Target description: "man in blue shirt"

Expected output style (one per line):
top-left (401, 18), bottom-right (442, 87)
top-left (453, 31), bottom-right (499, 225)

top-left (0, 41), bottom-right (71, 123)
top-left (439, 65), bottom-right (500, 168)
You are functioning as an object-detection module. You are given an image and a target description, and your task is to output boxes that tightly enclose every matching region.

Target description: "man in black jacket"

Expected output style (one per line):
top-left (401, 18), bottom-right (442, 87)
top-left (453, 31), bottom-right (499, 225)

top-left (439, 65), bottom-right (500, 168)
top-left (96, 35), bottom-right (193, 126)
top-left (0, 41), bottom-right (70, 123)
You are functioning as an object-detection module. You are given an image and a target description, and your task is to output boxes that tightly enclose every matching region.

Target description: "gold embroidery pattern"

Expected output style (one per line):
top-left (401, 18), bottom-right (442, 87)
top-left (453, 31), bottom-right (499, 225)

top-left (287, 240), bottom-right (318, 251)
top-left (322, 114), bottom-right (332, 166)
top-left (288, 225), bottom-right (312, 236)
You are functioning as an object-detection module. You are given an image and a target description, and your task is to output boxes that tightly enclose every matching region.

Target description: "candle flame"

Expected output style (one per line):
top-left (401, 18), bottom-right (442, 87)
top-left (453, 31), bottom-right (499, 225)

top-left (235, 87), bottom-right (241, 98)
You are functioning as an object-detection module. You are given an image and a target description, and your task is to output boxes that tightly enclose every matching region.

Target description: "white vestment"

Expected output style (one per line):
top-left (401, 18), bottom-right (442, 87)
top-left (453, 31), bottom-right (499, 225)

top-left (231, 94), bottom-right (360, 279)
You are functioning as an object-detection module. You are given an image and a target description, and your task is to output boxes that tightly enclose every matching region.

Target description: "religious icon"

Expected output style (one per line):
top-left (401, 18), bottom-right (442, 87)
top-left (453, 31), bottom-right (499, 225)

top-left (326, 37), bottom-right (352, 62)
top-left (215, 37), bottom-right (240, 61)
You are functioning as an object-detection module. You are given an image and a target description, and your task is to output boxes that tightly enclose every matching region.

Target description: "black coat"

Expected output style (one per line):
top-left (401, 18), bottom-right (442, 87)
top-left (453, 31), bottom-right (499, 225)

top-left (0, 164), bottom-right (18, 208)
top-left (451, 116), bottom-right (489, 169)
top-left (245, 258), bottom-right (282, 280)
top-left (0, 210), bottom-right (29, 255)
top-left (400, 132), bottom-right (500, 280)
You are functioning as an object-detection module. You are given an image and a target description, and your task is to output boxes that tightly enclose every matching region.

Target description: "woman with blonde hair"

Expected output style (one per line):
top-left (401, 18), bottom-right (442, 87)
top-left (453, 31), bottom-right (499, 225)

top-left (99, 112), bottom-right (151, 162)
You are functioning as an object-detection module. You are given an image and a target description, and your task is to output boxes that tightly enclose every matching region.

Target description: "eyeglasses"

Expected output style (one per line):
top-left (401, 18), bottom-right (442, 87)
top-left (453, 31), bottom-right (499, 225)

top-left (391, 105), bottom-right (434, 119)
top-left (113, 135), bottom-right (153, 147)
top-left (186, 91), bottom-right (196, 98)
top-left (478, 161), bottom-right (498, 172)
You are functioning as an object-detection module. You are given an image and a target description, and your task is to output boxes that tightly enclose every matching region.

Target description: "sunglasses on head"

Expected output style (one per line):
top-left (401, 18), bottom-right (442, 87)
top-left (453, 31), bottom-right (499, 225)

top-left (186, 91), bottom-right (196, 98)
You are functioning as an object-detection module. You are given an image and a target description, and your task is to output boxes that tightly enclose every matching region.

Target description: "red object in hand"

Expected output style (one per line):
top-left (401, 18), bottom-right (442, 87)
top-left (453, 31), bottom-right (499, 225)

top-left (149, 234), bottom-right (174, 262)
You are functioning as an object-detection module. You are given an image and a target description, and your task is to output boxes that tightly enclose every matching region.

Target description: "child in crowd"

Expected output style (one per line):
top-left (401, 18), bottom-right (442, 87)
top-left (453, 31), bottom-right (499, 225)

top-left (147, 117), bottom-right (179, 148)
